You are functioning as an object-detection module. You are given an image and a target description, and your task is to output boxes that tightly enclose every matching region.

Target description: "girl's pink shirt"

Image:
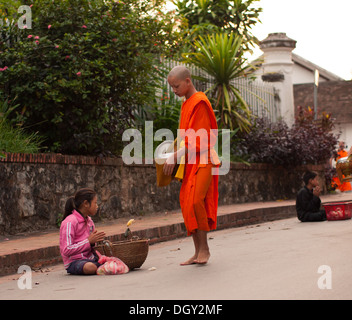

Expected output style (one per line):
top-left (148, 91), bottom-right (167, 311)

top-left (59, 209), bottom-right (96, 268)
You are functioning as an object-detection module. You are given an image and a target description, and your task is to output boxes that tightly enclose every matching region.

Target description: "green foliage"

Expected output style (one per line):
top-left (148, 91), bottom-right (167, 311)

top-left (0, 0), bottom-right (22, 17)
top-left (183, 32), bottom-right (252, 131)
top-left (172, 0), bottom-right (262, 53)
top-left (0, 0), bottom-right (180, 155)
top-left (234, 109), bottom-right (339, 166)
top-left (0, 97), bottom-right (43, 153)
top-left (144, 87), bottom-right (181, 137)
top-left (173, 1), bottom-right (262, 132)
top-left (134, 83), bottom-right (182, 154)
top-left (0, 119), bottom-right (43, 153)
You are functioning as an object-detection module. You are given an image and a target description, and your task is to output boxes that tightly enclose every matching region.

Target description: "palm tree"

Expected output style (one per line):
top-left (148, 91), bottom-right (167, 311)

top-left (182, 32), bottom-right (253, 131)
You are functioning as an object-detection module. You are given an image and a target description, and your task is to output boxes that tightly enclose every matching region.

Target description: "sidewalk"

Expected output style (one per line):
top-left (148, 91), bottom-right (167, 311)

top-left (1, 192), bottom-right (351, 276)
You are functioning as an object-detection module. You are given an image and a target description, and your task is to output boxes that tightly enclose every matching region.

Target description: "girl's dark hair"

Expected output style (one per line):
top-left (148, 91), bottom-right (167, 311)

top-left (63, 188), bottom-right (97, 220)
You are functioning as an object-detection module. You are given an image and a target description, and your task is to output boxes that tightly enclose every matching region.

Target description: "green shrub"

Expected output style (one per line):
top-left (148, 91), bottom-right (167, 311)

top-left (0, 118), bottom-right (42, 153)
top-left (234, 108), bottom-right (339, 166)
top-left (183, 32), bottom-right (252, 132)
top-left (132, 82), bottom-right (182, 157)
top-left (0, 0), bottom-right (180, 155)
top-left (0, 97), bottom-right (43, 153)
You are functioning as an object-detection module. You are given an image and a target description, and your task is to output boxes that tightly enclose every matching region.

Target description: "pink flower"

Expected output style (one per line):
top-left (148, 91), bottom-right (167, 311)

top-left (82, 25), bottom-right (87, 29)
top-left (35, 36), bottom-right (39, 40)
top-left (76, 72), bottom-right (82, 77)
top-left (55, 45), bottom-right (59, 49)
top-left (0, 66), bottom-right (8, 72)
top-left (48, 25), bottom-right (52, 29)
top-left (112, 38), bottom-right (117, 42)
top-left (27, 35), bottom-right (33, 39)
top-left (65, 55), bottom-right (70, 60)
top-left (35, 41), bottom-right (39, 45)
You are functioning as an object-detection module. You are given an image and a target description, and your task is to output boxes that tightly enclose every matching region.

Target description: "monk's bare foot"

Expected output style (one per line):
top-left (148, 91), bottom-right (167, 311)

top-left (180, 254), bottom-right (197, 266)
top-left (194, 250), bottom-right (210, 264)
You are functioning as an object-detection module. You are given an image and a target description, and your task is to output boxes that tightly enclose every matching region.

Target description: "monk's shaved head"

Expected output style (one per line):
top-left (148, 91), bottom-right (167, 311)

top-left (168, 65), bottom-right (196, 99)
top-left (168, 65), bottom-right (192, 80)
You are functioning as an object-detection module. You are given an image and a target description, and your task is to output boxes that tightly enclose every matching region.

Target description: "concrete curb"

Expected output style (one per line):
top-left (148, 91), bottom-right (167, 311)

top-left (0, 204), bottom-right (296, 277)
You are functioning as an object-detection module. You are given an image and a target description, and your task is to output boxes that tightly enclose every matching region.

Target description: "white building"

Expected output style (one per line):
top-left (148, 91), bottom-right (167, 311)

top-left (251, 33), bottom-right (351, 148)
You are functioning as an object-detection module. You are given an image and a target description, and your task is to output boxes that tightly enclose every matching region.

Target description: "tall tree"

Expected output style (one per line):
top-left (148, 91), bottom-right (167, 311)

top-left (173, 0), bottom-right (262, 53)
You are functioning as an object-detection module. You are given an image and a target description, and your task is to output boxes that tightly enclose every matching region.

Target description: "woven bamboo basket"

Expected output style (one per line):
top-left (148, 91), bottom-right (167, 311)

top-left (96, 238), bottom-right (149, 270)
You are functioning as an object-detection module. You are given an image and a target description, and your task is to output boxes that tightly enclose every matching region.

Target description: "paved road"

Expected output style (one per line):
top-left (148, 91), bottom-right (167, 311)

top-left (1, 217), bottom-right (351, 300)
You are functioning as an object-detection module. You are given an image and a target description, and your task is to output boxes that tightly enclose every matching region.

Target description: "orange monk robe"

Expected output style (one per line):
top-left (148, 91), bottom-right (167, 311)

top-left (178, 92), bottom-right (220, 236)
top-left (332, 150), bottom-right (352, 192)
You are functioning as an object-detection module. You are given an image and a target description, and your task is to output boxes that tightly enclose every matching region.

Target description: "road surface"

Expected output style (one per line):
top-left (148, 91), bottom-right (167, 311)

top-left (1, 217), bottom-right (351, 300)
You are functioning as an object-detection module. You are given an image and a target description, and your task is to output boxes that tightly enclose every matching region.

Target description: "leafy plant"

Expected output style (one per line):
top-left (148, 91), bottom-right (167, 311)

top-left (134, 83), bottom-right (182, 155)
top-left (0, 0), bottom-right (22, 17)
top-left (0, 97), bottom-right (43, 153)
top-left (148, 88), bottom-right (181, 136)
top-left (183, 32), bottom-right (253, 131)
top-left (234, 108), bottom-right (339, 166)
top-left (173, 0), bottom-right (262, 53)
top-left (0, 0), bottom-right (181, 155)
top-left (234, 118), bottom-right (292, 164)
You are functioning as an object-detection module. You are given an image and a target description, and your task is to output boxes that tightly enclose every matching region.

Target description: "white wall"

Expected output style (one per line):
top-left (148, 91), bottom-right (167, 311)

top-left (334, 123), bottom-right (352, 150)
top-left (292, 64), bottom-right (328, 85)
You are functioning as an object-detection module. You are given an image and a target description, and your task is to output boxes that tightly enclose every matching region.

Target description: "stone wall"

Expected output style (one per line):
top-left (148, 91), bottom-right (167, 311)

top-left (0, 152), bottom-right (326, 235)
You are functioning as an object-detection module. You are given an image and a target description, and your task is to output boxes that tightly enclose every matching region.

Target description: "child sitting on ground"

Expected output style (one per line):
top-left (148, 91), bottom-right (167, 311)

top-left (59, 188), bottom-right (128, 275)
top-left (296, 171), bottom-right (327, 222)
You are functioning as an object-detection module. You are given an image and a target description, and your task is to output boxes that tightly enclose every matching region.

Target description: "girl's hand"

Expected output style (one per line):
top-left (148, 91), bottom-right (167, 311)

top-left (88, 230), bottom-right (106, 245)
top-left (163, 153), bottom-right (176, 176)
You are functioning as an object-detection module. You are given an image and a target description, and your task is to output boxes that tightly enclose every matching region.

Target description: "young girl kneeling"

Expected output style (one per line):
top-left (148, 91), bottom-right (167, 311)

top-left (59, 188), bottom-right (106, 275)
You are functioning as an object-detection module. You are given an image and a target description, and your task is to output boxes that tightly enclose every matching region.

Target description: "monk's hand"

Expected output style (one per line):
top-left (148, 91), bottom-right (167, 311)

top-left (163, 153), bottom-right (176, 176)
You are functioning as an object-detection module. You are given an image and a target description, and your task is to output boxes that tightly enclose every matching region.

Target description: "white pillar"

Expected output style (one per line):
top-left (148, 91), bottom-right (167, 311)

top-left (259, 33), bottom-right (297, 127)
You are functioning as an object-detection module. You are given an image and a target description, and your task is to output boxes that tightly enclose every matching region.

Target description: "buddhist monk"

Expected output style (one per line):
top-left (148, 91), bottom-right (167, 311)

top-left (331, 141), bottom-right (352, 192)
top-left (163, 66), bottom-right (220, 265)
